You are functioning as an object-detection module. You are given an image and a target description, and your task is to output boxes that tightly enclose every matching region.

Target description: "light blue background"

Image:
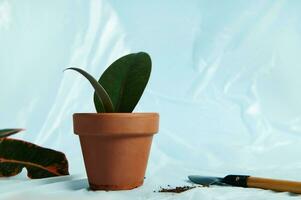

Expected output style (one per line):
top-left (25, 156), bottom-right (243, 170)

top-left (0, 1), bottom-right (301, 199)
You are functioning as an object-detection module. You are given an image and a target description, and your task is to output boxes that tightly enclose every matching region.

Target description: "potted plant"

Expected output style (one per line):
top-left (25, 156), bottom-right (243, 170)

top-left (66, 52), bottom-right (159, 190)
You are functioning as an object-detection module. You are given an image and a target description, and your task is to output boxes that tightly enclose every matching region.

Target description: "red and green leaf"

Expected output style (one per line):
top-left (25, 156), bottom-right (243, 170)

top-left (0, 138), bottom-right (69, 178)
top-left (0, 129), bottom-right (24, 139)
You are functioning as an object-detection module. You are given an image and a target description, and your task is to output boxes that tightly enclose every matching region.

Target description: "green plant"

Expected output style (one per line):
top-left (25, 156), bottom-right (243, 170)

top-left (0, 129), bottom-right (69, 178)
top-left (65, 52), bottom-right (152, 113)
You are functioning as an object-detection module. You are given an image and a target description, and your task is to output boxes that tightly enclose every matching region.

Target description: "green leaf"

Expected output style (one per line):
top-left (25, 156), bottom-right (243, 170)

top-left (0, 138), bottom-right (69, 178)
top-left (94, 52), bottom-right (151, 113)
top-left (65, 68), bottom-right (114, 112)
top-left (0, 129), bottom-right (24, 139)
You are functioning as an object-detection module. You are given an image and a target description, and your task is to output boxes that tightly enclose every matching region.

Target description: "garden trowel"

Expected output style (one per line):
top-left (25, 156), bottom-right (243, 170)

top-left (188, 175), bottom-right (301, 194)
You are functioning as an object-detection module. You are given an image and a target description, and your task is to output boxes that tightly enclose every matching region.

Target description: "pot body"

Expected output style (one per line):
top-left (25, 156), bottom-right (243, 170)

top-left (73, 113), bottom-right (159, 190)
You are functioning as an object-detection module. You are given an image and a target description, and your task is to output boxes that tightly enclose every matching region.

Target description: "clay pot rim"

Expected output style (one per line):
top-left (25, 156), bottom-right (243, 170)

top-left (73, 112), bottom-right (159, 117)
top-left (73, 112), bottom-right (159, 136)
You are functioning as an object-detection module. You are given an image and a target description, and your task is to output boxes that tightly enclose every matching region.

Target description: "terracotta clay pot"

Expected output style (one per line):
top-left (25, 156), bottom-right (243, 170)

top-left (73, 113), bottom-right (159, 190)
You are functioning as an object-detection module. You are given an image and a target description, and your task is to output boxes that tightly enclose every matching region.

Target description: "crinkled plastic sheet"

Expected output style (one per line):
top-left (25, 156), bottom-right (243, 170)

top-left (1, 0), bottom-right (301, 199)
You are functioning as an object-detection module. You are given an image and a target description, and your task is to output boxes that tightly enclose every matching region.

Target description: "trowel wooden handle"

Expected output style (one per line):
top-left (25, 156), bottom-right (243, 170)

top-left (247, 176), bottom-right (301, 194)
top-left (224, 175), bottom-right (301, 194)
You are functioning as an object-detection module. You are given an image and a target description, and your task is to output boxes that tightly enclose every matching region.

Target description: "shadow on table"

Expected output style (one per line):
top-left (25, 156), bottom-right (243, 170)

top-left (64, 178), bottom-right (89, 190)
top-left (39, 175), bottom-right (90, 191)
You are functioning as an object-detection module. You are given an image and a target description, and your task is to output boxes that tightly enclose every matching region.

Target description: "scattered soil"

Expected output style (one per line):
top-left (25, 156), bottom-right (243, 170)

top-left (156, 186), bottom-right (198, 193)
